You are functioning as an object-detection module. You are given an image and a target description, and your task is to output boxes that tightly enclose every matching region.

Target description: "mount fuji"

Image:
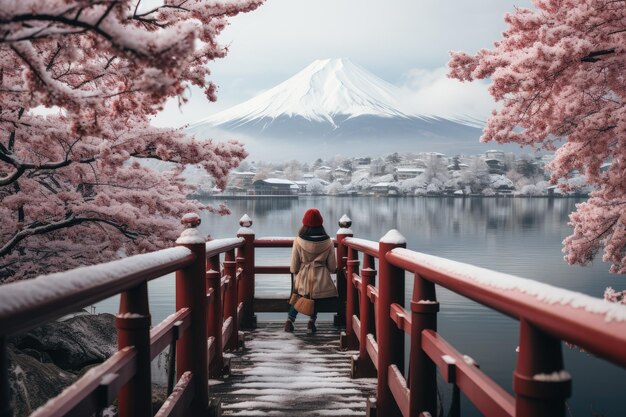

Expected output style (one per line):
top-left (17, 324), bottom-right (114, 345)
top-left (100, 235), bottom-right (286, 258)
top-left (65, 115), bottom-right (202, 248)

top-left (188, 58), bottom-right (500, 160)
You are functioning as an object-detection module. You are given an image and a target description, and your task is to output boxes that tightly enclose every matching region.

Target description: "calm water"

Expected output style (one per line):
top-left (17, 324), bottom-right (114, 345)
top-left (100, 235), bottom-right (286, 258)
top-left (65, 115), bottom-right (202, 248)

top-left (96, 197), bottom-right (626, 417)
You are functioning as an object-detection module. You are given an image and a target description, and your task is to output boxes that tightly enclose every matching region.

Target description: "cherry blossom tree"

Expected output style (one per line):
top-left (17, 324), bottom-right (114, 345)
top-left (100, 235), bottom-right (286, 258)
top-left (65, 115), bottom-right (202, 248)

top-left (449, 0), bottom-right (626, 274)
top-left (0, 0), bottom-right (263, 281)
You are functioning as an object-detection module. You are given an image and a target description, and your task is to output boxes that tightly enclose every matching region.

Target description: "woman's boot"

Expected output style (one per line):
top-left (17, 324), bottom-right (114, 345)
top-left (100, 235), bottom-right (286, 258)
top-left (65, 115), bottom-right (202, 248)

top-left (284, 319), bottom-right (294, 332)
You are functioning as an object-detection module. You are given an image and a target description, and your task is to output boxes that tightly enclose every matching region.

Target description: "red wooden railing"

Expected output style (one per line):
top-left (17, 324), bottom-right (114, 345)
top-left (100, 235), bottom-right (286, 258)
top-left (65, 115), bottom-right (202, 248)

top-left (0, 214), bottom-right (252, 417)
top-left (2, 213), bottom-right (626, 417)
top-left (340, 228), bottom-right (626, 417)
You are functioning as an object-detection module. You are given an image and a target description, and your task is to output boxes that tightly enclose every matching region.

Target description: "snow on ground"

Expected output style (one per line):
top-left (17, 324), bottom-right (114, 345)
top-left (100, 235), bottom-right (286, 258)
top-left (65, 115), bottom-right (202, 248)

top-left (214, 323), bottom-right (376, 416)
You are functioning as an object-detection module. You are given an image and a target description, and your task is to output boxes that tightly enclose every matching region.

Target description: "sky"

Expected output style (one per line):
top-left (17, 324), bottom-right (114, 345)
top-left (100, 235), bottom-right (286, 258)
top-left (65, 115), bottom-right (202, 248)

top-left (151, 0), bottom-right (534, 128)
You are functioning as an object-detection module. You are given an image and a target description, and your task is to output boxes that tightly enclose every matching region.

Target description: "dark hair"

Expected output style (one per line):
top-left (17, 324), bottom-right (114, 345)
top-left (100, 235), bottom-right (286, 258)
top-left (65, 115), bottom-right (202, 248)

top-left (299, 225), bottom-right (329, 238)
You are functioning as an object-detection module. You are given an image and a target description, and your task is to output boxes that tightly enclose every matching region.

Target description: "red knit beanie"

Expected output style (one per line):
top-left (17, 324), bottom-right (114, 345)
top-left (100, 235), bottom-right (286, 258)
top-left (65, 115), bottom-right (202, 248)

top-left (302, 208), bottom-right (323, 227)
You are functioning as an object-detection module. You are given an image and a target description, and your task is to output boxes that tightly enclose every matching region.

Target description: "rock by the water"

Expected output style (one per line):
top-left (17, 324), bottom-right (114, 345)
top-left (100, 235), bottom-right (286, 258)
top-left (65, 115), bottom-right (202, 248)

top-left (12, 313), bottom-right (117, 371)
top-left (8, 350), bottom-right (76, 417)
top-left (7, 313), bottom-right (117, 416)
top-left (7, 312), bottom-right (170, 417)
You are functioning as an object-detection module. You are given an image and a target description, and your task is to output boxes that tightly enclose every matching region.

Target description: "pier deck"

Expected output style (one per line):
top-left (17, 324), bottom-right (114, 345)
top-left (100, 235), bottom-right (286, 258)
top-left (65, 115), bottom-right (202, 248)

top-left (211, 322), bottom-right (377, 417)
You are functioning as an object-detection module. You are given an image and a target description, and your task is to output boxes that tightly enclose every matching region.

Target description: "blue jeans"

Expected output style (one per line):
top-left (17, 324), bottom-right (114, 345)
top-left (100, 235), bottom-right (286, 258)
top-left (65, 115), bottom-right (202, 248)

top-left (288, 302), bottom-right (317, 322)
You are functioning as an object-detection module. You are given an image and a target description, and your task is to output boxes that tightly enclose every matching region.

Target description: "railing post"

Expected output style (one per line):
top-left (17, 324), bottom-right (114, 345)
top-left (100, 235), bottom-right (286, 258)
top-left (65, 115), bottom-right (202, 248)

top-left (237, 214), bottom-right (257, 329)
top-left (207, 254), bottom-right (224, 376)
top-left (341, 247), bottom-right (360, 350)
top-left (0, 337), bottom-right (11, 417)
top-left (410, 273), bottom-right (439, 417)
top-left (513, 319), bottom-right (571, 417)
top-left (376, 229), bottom-right (406, 417)
top-left (175, 213), bottom-right (208, 413)
top-left (223, 249), bottom-right (239, 351)
top-left (353, 254), bottom-right (377, 378)
top-left (116, 281), bottom-right (152, 417)
top-left (335, 214), bottom-right (353, 327)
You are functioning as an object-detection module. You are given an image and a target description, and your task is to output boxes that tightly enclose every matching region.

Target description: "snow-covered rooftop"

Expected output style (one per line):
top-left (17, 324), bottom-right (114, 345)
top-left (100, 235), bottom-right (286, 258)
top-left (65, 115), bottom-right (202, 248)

top-left (257, 178), bottom-right (295, 185)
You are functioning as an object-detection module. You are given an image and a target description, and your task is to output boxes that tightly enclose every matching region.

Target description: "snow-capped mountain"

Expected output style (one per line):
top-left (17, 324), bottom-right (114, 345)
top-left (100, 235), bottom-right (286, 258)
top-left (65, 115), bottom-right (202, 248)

top-left (194, 58), bottom-right (411, 127)
top-left (188, 58), bottom-right (504, 160)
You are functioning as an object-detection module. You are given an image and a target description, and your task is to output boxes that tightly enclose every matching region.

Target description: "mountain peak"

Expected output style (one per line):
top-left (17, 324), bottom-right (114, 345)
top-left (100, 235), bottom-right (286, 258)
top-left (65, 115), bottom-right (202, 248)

top-left (309, 57), bottom-right (353, 68)
top-left (191, 58), bottom-right (411, 128)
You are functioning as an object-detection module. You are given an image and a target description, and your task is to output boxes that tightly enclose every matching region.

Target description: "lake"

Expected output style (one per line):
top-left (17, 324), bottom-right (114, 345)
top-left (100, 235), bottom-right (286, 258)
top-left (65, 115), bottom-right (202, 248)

top-left (96, 196), bottom-right (626, 417)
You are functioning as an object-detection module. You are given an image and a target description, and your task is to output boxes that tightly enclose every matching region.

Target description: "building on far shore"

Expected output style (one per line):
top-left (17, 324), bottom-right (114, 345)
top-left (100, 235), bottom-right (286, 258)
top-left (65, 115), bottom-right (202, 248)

top-left (294, 180), bottom-right (309, 194)
top-left (371, 182), bottom-right (398, 196)
top-left (485, 150), bottom-right (505, 161)
top-left (253, 178), bottom-right (298, 195)
top-left (396, 167), bottom-right (425, 180)
top-left (230, 171), bottom-right (256, 188)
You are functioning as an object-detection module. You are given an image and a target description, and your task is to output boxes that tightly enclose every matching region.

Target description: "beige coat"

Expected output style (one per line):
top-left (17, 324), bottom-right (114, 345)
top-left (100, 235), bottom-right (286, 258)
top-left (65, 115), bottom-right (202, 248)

top-left (290, 237), bottom-right (338, 299)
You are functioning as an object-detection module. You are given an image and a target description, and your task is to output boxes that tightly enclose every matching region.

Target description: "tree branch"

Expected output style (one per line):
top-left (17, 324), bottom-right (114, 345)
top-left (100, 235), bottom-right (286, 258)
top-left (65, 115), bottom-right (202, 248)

top-left (0, 214), bottom-right (140, 258)
top-left (581, 48), bottom-right (616, 62)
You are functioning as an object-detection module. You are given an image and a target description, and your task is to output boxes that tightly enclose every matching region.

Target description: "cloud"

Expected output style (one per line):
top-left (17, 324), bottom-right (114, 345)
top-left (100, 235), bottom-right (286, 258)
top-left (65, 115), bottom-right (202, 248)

top-left (397, 67), bottom-right (497, 122)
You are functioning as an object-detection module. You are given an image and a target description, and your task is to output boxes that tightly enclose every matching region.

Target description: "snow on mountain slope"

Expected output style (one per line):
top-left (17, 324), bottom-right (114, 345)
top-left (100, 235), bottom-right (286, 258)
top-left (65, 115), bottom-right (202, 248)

top-left (190, 58), bottom-right (415, 129)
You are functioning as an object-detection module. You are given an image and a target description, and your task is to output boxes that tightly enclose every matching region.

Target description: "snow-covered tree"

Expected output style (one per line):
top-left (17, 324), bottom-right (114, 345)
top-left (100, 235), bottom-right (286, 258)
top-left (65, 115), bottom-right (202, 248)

top-left (385, 152), bottom-right (401, 164)
top-left (370, 157), bottom-right (388, 176)
top-left (449, 0), bottom-right (625, 273)
top-left (397, 177), bottom-right (426, 195)
top-left (489, 174), bottom-right (515, 191)
top-left (520, 184), bottom-right (540, 196)
top-left (253, 165), bottom-right (272, 182)
top-left (460, 157), bottom-right (490, 193)
top-left (425, 181), bottom-right (445, 195)
top-left (325, 181), bottom-right (345, 195)
top-left (307, 178), bottom-right (327, 195)
top-left (314, 168), bottom-right (332, 182)
top-left (345, 169), bottom-right (371, 193)
top-left (516, 154), bottom-right (542, 178)
top-left (236, 160), bottom-right (253, 172)
top-left (312, 158), bottom-right (323, 170)
top-left (284, 160), bottom-right (303, 180)
top-left (423, 155), bottom-right (449, 183)
top-left (0, 0), bottom-right (263, 281)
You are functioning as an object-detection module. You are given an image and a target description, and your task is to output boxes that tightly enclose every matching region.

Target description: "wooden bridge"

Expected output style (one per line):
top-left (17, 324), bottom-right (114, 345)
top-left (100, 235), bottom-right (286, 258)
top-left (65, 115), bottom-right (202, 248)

top-left (1, 213), bottom-right (626, 417)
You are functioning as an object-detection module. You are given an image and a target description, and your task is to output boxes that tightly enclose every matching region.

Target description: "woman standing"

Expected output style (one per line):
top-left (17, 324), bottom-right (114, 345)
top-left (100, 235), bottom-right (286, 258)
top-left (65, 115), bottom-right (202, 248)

top-left (285, 208), bottom-right (337, 334)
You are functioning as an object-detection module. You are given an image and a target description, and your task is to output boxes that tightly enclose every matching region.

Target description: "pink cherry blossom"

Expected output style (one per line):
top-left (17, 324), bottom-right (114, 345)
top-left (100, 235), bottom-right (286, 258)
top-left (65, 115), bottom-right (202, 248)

top-left (449, 0), bottom-right (626, 275)
top-left (0, 0), bottom-right (263, 281)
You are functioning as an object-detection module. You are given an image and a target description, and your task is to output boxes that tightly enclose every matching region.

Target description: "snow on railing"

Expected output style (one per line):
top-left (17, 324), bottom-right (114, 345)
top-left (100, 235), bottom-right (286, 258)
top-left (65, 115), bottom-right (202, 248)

top-left (343, 237), bottom-right (379, 256)
top-left (205, 237), bottom-right (244, 255)
top-left (391, 248), bottom-right (626, 323)
top-left (0, 246), bottom-right (193, 333)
